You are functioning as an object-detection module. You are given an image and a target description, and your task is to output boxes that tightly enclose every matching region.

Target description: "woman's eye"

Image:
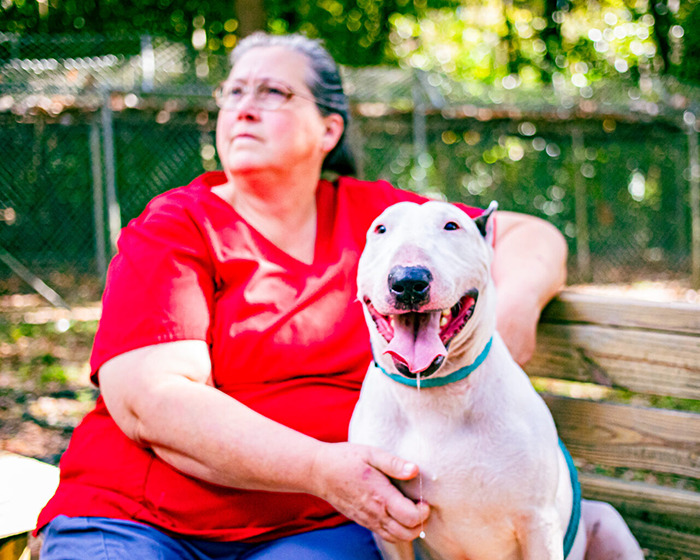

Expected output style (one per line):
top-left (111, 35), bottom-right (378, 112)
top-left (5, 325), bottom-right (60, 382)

top-left (260, 85), bottom-right (287, 99)
top-left (374, 224), bottom-right (386, 234)
top-left (444, 221), bottom-right (459, 231)
top-left (228, 86), bottom-right (244, 98)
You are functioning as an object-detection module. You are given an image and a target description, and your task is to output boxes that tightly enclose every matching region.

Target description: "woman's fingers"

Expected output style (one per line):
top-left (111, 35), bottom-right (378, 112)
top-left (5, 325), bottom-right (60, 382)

top-left (310, 443), bottom-right (431, 542)
top-left (366, 446), bottom-right (430, 530)
top-left (367, 445), bottom-right (419, 480)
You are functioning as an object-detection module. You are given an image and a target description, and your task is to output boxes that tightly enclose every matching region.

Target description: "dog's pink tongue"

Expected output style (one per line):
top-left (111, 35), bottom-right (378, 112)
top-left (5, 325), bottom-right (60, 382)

top-left (384, 311), bottom-right (446, 374)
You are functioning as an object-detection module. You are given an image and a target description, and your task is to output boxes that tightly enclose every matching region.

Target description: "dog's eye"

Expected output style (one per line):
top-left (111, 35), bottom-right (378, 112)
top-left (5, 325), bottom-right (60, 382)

top-left (374, 224), bottom-right (386, 234)
top-left (444, 221), bottom-right (459, 231)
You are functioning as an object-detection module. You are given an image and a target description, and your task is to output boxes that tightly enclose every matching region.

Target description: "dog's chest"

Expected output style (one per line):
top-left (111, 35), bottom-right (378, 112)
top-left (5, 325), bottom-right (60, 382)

top-left (350, 368), bottom-right (541, 548)
top-left (395, 420), bottom-right (537, 560)
top-left (393, 411), bottom-right (524, 506)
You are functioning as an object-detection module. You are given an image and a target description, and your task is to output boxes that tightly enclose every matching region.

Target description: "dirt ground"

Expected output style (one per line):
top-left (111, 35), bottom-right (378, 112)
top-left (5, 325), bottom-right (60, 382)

top-left (0, 294), bottom-right (100, 465)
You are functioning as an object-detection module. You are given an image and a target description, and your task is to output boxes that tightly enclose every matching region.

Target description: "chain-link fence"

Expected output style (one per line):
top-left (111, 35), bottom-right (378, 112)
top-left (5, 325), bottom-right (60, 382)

top-left (1, 33), bottom-right (699, 302)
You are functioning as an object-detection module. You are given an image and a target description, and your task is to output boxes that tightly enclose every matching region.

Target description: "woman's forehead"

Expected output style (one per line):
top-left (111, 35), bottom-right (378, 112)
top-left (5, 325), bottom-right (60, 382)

top-left (230, 46), bottom-right (310, 84)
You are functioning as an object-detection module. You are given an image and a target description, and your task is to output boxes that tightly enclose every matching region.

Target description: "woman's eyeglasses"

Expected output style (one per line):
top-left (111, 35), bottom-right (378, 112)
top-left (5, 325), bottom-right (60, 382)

top-left (214, 80), bottom-right (319, 112)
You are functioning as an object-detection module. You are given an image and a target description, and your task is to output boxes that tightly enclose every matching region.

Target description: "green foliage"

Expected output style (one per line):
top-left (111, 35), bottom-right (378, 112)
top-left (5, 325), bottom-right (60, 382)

top-left (675, 0), bottom-right (700, 85)
top-left (265, 0), bottom-right (460, 66)
top-left (0, 0), bottom-right (235, 40)
top-left (38, 363), bottom-right (70, 386)
top-left (1, 0), bottom-right (696, 87)
top-left (386, 0), bottom-right (678, 90)
top-left (0, 317), bottom-right (97, 389)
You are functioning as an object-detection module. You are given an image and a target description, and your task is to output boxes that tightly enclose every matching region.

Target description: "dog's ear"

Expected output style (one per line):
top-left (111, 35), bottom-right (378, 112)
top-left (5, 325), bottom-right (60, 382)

top-left (474, 201), bottom-right (498, 244)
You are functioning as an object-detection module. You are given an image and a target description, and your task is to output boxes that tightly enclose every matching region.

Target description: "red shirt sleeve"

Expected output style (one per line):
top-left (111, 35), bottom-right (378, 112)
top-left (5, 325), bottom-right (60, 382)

top-left (89, 189), bottom-right (215, 383)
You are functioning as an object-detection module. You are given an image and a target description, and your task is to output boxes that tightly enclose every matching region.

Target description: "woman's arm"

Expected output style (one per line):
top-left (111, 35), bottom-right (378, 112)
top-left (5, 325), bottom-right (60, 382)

top-left (491, 211), bottom-right (568, 365)
top-left (98, 340), bottom-right (429, 543)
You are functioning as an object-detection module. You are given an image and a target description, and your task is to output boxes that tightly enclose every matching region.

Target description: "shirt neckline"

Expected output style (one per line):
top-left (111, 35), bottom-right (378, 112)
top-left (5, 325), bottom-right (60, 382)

top-left (196, 171), bottom-right (335, 269)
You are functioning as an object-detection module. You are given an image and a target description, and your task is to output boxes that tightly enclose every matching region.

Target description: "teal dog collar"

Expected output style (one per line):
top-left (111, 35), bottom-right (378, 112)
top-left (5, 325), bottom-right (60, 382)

top-left (373, 336), bottom-right (493, 389)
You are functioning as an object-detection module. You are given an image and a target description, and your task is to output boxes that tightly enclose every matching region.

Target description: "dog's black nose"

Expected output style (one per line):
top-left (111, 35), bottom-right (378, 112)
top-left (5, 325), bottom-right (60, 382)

top-left (388, 266), bottom-right (432, 309)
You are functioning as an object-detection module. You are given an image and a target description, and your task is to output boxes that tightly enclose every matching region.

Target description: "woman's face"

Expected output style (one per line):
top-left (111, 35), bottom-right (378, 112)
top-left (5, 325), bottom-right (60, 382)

top-left (216, 46), bottom-right (342, 179)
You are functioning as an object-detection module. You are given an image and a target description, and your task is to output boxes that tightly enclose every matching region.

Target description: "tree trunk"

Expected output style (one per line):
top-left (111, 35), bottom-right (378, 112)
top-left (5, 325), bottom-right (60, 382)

top-left (650, 0), bottom-right (672, 73)
top-left (540, 0), bottom-right (564, 83)
top-left (234, 0), bottom-right (267, 37)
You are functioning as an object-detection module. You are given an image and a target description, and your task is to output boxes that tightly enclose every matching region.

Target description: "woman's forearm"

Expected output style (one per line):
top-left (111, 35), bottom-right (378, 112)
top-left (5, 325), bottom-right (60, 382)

top-left (492, 211), bottom-right (568, 305)
top-left (143, 379), bottom-right (325, 492)
top-left (99, 340), bottom-right (323, 494)
top-left (491, 211), bottom-right (568, 364)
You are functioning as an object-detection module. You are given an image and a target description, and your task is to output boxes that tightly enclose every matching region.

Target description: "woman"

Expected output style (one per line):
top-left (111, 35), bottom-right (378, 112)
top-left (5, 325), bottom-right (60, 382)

top-left (37, 32), bottom-right (568, 558)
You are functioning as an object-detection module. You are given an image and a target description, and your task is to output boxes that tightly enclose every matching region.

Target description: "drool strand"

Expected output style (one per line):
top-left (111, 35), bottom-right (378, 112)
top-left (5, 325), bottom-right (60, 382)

top-left (417, 374), bottom-right (426, 540)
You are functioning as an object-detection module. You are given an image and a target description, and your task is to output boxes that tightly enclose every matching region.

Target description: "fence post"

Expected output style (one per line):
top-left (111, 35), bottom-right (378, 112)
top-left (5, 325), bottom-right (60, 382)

top-left (412, 70), bottom-right (428, 193)
top-left (140, 35), bottom-right (155, 93)
top-left (90, 114), bottom-right (107, 280)
top-left (9, 32), bottom-right (19, 59)
top-left (686, 111), bottom-right (700, 289)
top-left (571, 125), bottom-right (592, 282)
top-left (100, 91), bottom-right (122, 256)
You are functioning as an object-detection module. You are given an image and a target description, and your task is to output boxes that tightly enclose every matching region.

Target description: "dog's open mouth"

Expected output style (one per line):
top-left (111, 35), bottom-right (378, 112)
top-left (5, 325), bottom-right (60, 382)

top-left (364, 289), bottom-right (478, 378)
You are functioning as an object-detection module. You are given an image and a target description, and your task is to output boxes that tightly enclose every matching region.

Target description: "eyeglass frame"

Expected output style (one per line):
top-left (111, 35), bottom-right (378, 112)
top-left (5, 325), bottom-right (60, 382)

top-left (213, 79), bottom-right (331, 112)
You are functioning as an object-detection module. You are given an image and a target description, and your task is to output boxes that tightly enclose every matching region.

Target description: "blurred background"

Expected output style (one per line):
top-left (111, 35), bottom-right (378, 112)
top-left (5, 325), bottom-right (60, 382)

top-left (0, 0), bottom-right (699, 300)
top-left (0, 1), bottom-right (699, 468)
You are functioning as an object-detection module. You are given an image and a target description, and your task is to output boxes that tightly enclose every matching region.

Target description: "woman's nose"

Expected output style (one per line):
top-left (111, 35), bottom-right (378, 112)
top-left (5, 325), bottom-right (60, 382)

top-left (234, 90), bottom-right (261, 118)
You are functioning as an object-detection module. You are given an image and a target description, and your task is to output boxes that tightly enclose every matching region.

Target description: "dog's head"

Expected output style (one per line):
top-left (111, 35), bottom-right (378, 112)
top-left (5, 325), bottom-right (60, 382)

top-left (358, 200), bottom-right (497, 381)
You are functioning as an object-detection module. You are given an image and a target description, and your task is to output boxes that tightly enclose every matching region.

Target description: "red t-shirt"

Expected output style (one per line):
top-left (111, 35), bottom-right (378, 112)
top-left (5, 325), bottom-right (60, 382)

top-left (36, 171), bottom-right (482, 542)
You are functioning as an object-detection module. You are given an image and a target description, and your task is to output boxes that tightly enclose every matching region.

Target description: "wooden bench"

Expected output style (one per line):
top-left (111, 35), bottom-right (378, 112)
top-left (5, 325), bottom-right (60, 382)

top-left (2, 292), bottom-right (698, 558)
top-left (525, 290), bottom-right (700, 559)
top-left (0, 453), bottom-right (59, 560)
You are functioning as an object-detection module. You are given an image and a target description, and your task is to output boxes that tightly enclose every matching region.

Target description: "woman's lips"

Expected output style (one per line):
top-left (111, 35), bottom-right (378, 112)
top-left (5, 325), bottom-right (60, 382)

top-left (233, 133), bottom-right (260, 142)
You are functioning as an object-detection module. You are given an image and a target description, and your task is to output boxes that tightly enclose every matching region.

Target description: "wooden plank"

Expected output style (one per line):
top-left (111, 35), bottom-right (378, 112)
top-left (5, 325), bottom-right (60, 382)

top-left (543, 396), bottom-right (700, 478)
top-left (541, 291), bottom-right (700, 335)
top-left (0, 453), bottom-right (59, 539)
top-left (626, 518), bottom-right (700, 559)
top-left (526, 324), bottom-right (700, 400)
top-left (579, 473), bottom-right (700, 531)
top-left (0, 533), bottom-right (29, 560)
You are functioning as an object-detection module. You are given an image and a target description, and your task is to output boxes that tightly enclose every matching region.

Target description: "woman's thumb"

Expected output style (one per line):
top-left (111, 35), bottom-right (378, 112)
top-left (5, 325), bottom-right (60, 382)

top-left (368, 447), bottom-right (419, 481)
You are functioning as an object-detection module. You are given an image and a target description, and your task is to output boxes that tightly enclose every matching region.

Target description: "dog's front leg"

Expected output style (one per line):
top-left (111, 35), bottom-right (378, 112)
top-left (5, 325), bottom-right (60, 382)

top-left (374, 536), bottom-right (416, 560)
top-left (515, 509), bottom-right (565, 560)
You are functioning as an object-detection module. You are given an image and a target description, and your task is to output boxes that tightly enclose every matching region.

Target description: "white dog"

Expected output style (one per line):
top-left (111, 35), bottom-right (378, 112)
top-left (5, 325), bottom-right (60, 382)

top-left (349, 201), bottom-right (643, 560)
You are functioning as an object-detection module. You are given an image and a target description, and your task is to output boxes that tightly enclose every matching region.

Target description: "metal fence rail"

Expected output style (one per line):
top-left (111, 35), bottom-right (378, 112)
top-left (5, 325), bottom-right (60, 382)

top-left (1, 33), bottom-right (699, 302)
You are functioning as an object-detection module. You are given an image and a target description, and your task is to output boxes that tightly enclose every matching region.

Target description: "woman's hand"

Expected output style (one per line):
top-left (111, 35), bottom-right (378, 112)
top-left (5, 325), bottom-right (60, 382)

top-left (310, 442), bottom-right (430, 543)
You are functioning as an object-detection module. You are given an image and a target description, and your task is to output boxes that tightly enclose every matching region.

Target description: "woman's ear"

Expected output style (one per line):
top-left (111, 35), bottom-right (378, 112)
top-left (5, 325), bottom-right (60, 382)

top-left (321, 113), bottom-right (345, 154)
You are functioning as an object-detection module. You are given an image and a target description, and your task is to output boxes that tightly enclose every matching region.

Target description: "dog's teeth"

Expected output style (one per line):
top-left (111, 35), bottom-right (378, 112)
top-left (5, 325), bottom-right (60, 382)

top-left (440, 312), bottom-right (450, 328)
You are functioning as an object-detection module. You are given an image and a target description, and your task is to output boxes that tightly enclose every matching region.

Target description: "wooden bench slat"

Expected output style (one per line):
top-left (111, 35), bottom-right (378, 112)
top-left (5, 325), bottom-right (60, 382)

top-left (626, 519), bottom-right (700, 559)
top-left (527, 324), bottom-right (700, 400)
top-left (530, 293), bottom-right (700, 557)
top-left (541, 291), bottom-right (700, 335)
top-left (579, 473), bottom-right (700, 530)
top-left (543, 395), bottom-right (700, 478)
top-left (0, 452), bottom-right (59, 540)
top-left (0, 534), bottom-right (29, 560)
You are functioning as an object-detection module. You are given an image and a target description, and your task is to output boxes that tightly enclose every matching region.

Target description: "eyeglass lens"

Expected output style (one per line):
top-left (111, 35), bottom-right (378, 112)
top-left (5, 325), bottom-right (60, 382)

top-left (218, 82), bottom-right (293, 111)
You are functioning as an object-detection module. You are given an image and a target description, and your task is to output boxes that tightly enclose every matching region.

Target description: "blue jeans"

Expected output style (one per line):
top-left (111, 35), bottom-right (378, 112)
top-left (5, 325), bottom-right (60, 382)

top-left (40, 516), bottom-right (383, 560)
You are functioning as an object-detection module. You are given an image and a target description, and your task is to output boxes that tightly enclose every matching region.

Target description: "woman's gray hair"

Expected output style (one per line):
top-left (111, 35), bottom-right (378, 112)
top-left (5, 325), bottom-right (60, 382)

top-left (230, 32), bottom-right (356, 176)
